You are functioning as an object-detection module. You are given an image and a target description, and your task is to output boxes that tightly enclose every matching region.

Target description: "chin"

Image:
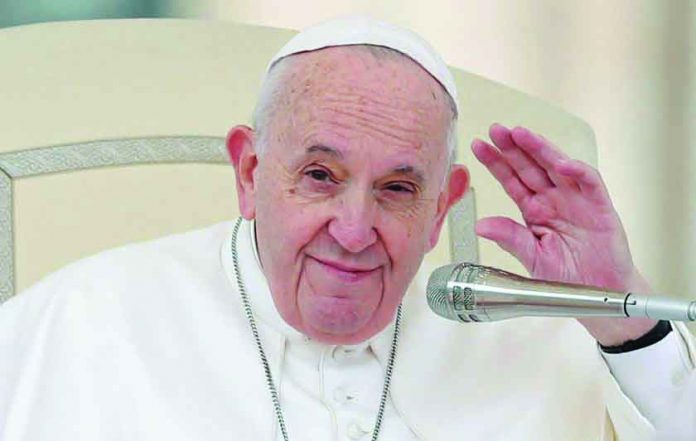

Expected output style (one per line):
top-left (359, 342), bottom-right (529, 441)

top-left (300, 297), bottom-right (380, 344)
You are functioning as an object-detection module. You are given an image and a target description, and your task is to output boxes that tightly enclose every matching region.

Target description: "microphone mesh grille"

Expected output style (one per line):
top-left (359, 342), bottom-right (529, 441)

top-left (426, 263), bottom-right (461, 321)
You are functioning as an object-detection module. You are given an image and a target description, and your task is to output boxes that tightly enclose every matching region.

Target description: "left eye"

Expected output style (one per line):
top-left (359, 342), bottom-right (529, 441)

top-left (305, 169), bottom-right (333, 182)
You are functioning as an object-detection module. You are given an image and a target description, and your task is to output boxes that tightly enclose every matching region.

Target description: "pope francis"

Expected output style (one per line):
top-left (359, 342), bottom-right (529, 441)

top-left (0, 16), bottom-right (694, 441)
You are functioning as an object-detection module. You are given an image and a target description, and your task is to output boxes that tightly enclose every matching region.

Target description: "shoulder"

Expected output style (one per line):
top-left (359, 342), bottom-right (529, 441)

top-left (0, 221), bottom-right (236, 323)
top-left (0, 221), bottom-right (256, 433)
top-left (68, 220), bottom-right (234, 281)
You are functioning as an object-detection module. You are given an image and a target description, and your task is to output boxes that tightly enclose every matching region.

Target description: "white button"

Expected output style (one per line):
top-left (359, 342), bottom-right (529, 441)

top-left (347, 421), bottom-right (370, 440)
top-left (332, 346), bottom-right (355, 362)
top-left (332, 387), bottom-right (356, 404)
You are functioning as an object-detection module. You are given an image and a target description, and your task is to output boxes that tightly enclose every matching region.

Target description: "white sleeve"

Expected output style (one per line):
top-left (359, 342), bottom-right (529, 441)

top-left (600, 322), bottom-right (695, 425)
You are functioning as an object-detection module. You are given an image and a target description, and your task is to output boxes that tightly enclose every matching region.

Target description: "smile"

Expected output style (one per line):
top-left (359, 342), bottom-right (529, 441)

top-left (307, 256), bottom-right (380, 282)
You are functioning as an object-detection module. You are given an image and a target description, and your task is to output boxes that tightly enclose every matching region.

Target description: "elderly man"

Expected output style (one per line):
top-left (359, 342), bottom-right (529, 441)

top-left (0, 16), bottom-right (693, 441)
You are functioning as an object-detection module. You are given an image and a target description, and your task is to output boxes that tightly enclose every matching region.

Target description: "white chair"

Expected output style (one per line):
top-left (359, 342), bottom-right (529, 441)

top-left (0, 19), bottom-right (596, 301)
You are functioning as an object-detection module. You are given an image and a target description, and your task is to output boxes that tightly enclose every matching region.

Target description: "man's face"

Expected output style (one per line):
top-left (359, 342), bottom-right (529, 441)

top-left (231, 46), bottom-right (466, 344)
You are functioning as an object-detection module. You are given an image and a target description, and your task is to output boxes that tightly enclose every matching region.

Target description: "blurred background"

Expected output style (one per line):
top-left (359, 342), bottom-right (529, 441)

top-left (1, 0), bottom-right (694, 300)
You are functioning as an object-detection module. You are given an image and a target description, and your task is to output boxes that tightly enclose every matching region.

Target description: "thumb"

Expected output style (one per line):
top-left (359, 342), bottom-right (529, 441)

top-left (475, 216), bottom-right (537, 270)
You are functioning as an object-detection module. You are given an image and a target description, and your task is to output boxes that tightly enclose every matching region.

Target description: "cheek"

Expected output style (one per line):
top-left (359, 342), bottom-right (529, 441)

top-left (255, 176), bottom-right (330, 262)
top-left (378, 217), bottom-right (430, 281)
top-left (379, 201), bottom-right (436, 257)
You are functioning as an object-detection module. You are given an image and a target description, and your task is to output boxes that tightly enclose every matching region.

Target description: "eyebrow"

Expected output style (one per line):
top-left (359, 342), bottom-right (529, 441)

top-left (306, 145), bottom-right (343, 159)
top-left (392, 165), bottom-right (425, 185)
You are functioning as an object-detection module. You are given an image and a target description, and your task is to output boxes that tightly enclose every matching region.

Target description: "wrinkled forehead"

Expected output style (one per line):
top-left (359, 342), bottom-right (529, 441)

top-left (273, 45), bottom-right (456, 119)
top-left (269, 47), bottom-right (453, 174)
top-left (281, 47), bottom-right (451, 141)
top-left (287, 46), bottom-right (449, 103)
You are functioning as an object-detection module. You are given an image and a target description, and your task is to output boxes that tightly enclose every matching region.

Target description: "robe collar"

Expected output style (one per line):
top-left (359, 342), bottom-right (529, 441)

top-left (220, 218), bottom-right (423, 439)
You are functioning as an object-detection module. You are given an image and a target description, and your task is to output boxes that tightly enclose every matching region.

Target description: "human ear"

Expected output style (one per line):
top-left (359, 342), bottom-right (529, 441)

top-left (428, 165), bottom-right (470, 251)
top-left (226, 125), bottom-right (258, 219)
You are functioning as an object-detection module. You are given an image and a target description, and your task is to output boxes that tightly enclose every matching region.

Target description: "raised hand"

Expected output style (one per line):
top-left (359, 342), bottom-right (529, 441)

top-left (472, 123), bottom-right (657, 345)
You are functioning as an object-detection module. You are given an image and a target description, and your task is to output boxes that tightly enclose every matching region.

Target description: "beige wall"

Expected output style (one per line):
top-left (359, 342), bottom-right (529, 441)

top-left (172, 0), bottom-right (696, 298)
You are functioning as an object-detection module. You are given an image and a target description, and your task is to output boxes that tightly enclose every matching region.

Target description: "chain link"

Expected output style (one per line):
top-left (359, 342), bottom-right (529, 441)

top-left (230, 217), bottom-right (402, 441)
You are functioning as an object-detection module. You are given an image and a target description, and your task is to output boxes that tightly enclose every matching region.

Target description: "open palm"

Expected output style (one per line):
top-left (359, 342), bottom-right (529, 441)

top-left (472, 124), bottom-right (659, 345)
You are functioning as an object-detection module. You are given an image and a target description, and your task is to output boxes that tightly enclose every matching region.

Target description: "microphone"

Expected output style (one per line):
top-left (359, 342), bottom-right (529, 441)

top-left (427, 262), bottom-right (696, 323)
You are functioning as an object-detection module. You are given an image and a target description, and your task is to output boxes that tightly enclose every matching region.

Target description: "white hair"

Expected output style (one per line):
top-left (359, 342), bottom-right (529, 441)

top-left (252, 45), bottom-right (459, 173)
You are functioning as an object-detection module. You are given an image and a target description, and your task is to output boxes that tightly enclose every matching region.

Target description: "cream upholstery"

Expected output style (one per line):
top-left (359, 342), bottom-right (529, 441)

top-left (0, 19), bottom-right (596, 301)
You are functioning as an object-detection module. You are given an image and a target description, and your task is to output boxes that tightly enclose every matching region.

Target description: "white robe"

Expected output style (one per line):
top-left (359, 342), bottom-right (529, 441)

top-left (0, 219), bottom-right (693, 440)
top-left (653, 371), bottom-right (696, 440)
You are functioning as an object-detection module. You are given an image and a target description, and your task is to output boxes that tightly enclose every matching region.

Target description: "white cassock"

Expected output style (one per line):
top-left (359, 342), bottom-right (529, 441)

top-left (0, 219), bottom-right (694, 440)
top-left (649, 373), bottom-right (696, 441)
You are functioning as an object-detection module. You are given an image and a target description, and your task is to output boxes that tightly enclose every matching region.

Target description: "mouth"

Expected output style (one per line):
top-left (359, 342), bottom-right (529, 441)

top-left (308, 256), bottom-right (380, 282)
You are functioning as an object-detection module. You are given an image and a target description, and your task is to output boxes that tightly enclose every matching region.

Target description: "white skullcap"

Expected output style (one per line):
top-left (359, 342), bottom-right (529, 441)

top-left (267, 15), bottom-right (459, 115)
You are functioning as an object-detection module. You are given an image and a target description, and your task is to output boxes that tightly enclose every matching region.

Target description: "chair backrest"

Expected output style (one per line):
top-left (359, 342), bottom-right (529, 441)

top-left (0, 19), bottom-right (596, 301)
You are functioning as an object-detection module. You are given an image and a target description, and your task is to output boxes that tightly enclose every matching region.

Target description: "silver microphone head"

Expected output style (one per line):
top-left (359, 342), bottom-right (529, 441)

top-left (426, 262), bottom-right (479, 322)
top-left (428, 262), bottom-right (635, 323)
top-left (426, 263), bottom-right (457, 321)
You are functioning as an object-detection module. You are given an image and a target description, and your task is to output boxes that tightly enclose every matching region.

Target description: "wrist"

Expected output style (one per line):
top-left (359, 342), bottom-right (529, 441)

top-left (589, 317), bottom-right (660, 347)
top-left (600, 320), bottom-right (672, 353)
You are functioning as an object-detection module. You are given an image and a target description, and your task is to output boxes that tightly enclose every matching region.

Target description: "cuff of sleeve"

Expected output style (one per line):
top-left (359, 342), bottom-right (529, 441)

top-left (600, 322), bottom-right (695, 426)
top-left (600, 320), bottom-right (672, 354)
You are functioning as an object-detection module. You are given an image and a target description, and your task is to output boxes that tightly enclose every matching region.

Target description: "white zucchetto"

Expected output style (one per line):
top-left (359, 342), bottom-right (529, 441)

top-left (267, 15), bottom-right (459, 114)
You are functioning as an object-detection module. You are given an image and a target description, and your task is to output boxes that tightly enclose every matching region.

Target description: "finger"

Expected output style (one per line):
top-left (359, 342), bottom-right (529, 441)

top-left (509, 126), bottom-right (574, 188)
top-left (555, 159), bottom-right (612, 206)
top-left (475, 216), bottom-right (537, 269)
top-left (489, 123), bottom-right (554, 192)
top-left (472, 138), bottom-right (533, 206)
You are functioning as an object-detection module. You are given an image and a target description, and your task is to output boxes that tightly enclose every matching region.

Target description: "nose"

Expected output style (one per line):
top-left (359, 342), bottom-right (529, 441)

top-left (327, 188), bottom-right (378, 253)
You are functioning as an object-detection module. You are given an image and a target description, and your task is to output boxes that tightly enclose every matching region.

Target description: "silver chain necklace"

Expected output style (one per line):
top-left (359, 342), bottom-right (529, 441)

top-left (230, 217), bottom-right (403, 441)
